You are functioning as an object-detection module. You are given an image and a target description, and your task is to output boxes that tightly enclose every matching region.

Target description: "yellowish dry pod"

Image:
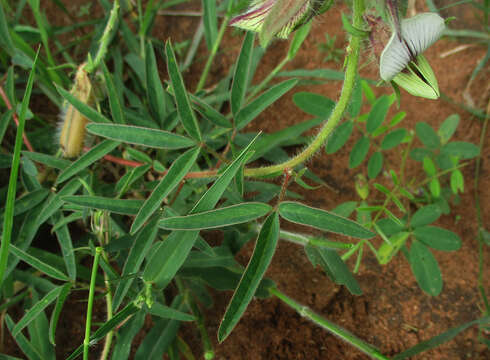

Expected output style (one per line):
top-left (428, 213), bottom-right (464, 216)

top-left (59, 64), bottom-right (92, 157)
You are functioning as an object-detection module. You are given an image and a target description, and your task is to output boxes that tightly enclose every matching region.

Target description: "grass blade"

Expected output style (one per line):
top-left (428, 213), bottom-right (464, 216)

top-left (131, 147), bottom-right (200, 234)
top-left (12, 285), bottom-right (65, 337)
top-left (9, 245), bottom-right (69, 281)
top-left (0, 50), bottom-right (38, 286)
top-left (86, 123), bottom-right (195, 149)
top-left (63, 195), bottom-right (144, 215)
top-left (279, 202), bottom-right (375, 239)
top-left (235, 79), bottom-right (298, 130)
top-left (231, 31), bottom-right (254, 116)
top-left (159, 202), bottom-right (272, 230)
top-left (165, 40), bottom-right (202, 141)
top-left (56, 140), bottom-right (119, 184)
top-left (218, 212), bottom-right (279, 342)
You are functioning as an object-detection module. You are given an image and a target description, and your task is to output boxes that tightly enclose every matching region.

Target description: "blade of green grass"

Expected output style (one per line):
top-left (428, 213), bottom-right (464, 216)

top-left (49, 283), bottom-right (72, 345)
top-left (146, 41), bottom-right (167, 126)
top-left (0, 50), bottom-right (38, 286)
top-left (202, 0), bottom-right (218, 50)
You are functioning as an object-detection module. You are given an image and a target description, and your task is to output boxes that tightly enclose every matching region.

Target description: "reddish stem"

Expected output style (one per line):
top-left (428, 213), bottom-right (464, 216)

top-left (0, 85), bottom-right (35, 152)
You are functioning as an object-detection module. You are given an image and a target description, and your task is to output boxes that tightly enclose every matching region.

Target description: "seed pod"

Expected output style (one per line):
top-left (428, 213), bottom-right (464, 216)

top-left (59, 64), bottom-right (93, 157)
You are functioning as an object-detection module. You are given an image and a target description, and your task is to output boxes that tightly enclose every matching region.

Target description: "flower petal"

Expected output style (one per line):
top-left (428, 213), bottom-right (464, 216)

top-left (380, 12), bottom-right (445, 81)
top-left (230, 0), bottom-right (275, 33)
top-left (401, 13), bottom-right (445, 56)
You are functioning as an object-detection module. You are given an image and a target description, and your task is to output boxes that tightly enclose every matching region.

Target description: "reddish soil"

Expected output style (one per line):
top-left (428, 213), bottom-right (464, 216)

top-left (3, 0), bottom-right (489, 359)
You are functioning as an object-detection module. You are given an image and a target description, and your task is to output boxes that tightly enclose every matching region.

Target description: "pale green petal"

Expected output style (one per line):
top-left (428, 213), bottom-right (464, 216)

top-left (380, 12), bottom-right (445, 82)
top-left (392, 65), bottom-right (439, 100)
top-left (401, 13), bottom-right (445, 56)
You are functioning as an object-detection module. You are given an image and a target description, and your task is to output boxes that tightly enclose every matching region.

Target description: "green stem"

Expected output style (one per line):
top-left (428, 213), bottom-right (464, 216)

top-left (83, 247), bottom-right (102, 360)
top-left (244, 0), bottom-right (364, 178)
top-left (270, 287), bottom-right (389, 360)
top-left (84, 0), bottom-right (119, 74)
top-left (195, 1), bottom-right (233, 92)
top-left (247, 55), bottom-right (289, 101)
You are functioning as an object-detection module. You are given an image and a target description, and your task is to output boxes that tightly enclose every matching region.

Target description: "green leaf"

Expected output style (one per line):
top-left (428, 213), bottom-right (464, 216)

top-left (131, 147), bottom-right (200, 234)
top-left (305, 245), bottom-right (362, 295)
top-left (409, 241), bottom-right (442, 296)
top-left (411, 205), bottom-right (441, 228)
top-left (287, 20), bottom-right (311, 59)
top-left (191, 94), bottom-right (232, 128)
top-left (144, 136), bottom-right (258, 288)
top-left (366, 96), bottom-right (390, 133)
top-left (437, 114), bottom-right (459, 144)
top-left (0, 52), bottom-right (38, 286)
top-left (0, 3), bottom-right (14, 54)
top-left (56, 140), bottom-right (119, 184)
top-left (159, 202), bottom-right (272, 230)
top-left (134, 298), bottom-right (183, 360)
top-left (202, 0), bottom-right (218, 50)
top-left (423, 156), bottom-right (437, 176)
top-left (441, 141), bottom-right (480, 159)
top-left (5, 314), bottom-right (43, 360)
top-left (86, 123), bottom-right (195, 149)
top-left (349, 136), bottom-right (370, 168)
top-left (413, 226), bottom-right (461, 251)
top-left (231, 31), bottom-right (254, 116)
top-left (381, 128), bottom-right (406, 150)
top-left (36, 178), bottom-right (82, 227)
top-left (146, 302), bottom-right (195, 321)
top-left (22, 151), bottom-right (71, 170)
top-left (367, 151), bottom-right (383, 179)
top-left (165, 40), bottom-right (201, 140)
top-left (293, 91), bottom-right (336, 118)
top-left (341, 12), bottom-right (369, 37)
top-left (415, 122), bottom-right (440, 150)
top-left (49, 283), bottom-right (71, 345)
top-left (279, 202), bottom-right (375, 239)
top-left (218, 212), bottom-right (279, 342)
top-left (236, 79), bottom-right (298, 130)
top-left (53, 216), bottom-right (76, 280)
top-left (113, 218), bottom-right (160, 312)
top-left (111, 311), bottom-right (145, 360)
top-left (12, 286), bottom-right (64, 337)
top-left (63, 195), bottom-right (143, 215)
top-left (55, 84), bottom-right (110, 124)
top-left (102, 62), bottom-right (125, 124)
top-left (146, 42), bottom-right (166, 125)
top-left (326, 120), bottom-right (353, 154)
top-left (9, 245), bottom-right (69, 281)
top-left (429, 178), bottom-right (441, 198)
top-left (393, 316), bottom-right (490, 359)
top-left (0, 189), bottom-right (49, 221)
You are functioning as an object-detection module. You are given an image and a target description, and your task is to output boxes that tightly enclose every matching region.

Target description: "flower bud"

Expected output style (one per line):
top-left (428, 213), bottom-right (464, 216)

top-left (230, 0), bottom-right (331, 47)
top-left (59, 64), bottom-right (93, 157)
top-left (378, 12), bottom-right (445, 99)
